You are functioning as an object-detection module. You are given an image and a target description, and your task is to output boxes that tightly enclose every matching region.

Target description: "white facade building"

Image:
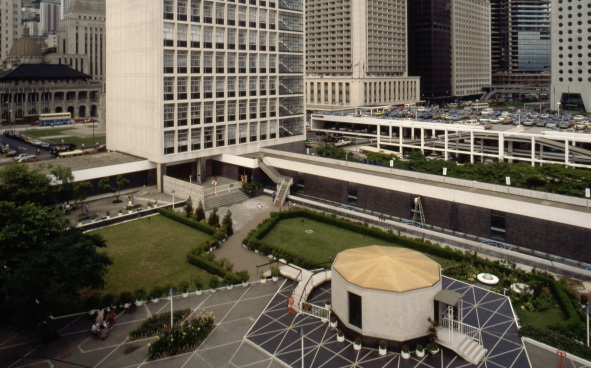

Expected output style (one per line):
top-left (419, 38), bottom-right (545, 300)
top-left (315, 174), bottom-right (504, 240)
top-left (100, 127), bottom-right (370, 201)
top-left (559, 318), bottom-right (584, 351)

top-left (106, 0), bottom-right (305, 184)
top-left (56, 0), bottom-right (105, 80)
top-left (60, 0), bottom-right (73, 20)
top-left (41, 0), bottom-right (61, 36)
top-left (1, 0), bottom-right (22, 65)
top-left (305, 0), bottom-right (419, 110)
top-left (550, 0), bottom-right (590, 112)
top-left (451, 0), bottom-right (491, 96)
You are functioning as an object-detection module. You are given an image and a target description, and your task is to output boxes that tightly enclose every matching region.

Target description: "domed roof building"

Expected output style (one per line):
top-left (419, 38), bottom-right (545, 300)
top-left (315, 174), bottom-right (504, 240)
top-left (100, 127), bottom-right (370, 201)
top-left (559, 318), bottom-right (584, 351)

top-left (6, 28), bottom-right (44, 67)
top-left (331, 245), bottom-right (443, 344)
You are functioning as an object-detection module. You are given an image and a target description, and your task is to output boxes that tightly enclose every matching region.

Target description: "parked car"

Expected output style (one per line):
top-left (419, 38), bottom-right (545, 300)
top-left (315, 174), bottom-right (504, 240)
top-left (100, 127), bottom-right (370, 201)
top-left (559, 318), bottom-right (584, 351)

top-left (1, 148), bottom-right (17, 157)
top-left (14, 154), bottom-right (37, 162)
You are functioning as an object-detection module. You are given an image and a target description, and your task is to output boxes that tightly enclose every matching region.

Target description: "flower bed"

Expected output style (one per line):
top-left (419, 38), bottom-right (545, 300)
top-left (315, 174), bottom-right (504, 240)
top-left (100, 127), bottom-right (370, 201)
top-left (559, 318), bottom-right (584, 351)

top-left (128, 308), bottom-right (215, 360)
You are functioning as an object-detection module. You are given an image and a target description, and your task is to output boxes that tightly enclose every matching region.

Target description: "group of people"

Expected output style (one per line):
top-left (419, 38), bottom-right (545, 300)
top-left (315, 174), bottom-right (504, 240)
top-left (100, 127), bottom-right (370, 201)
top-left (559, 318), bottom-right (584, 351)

top-left (127, 195), bottom-right (135, 207)
top-left (61, 202), bottom-right (72, 215)
top-left (91, 309), bottom-right (116, 340)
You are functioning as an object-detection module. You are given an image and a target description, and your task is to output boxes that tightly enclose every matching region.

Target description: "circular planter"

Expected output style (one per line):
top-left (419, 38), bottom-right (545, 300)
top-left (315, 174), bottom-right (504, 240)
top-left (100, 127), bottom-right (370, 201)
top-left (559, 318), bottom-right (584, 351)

top-left (195, 289), bottom-right (203, 296)
top-left (325, 303), bottom-right (332, 310)
top-left (429, 347), bottom-right (439, 355)
top-left (123, 302), bottom-right (131, 309)
top-left (416, 349), bottom-right (425, 358)
top-left (151, 298), bottom-right (159, 303)
top-left (227, 284), bottom-right (234, 290)
top-left (272, 276), bottom-right (279, 282)
top-left (353, 342), bottom-right (362, 351)
top-left (254, 250), bottom-right (260, 254)
top-left (182, 292), bottom-right (189, 298)
top-left (401, 351), bottom-right (411, 359)
top-left (135, 300), bottom-right (144, 307)
top-left (379, 347), bottom-right (387, 356)
top-left (260, 278), bottom-right (267, 284)
top-left (330, 320), bottom-right (338, 328)
top-left (242, 281), bottom-right (248, 287)
top-left (118, 213), bottom-right (122, 217)
top-left (337, 334), bottom-right (345, 342)
top-left (210, 288), bottom-right (217, 293)
top-left (268, 254), bottom-right (274, 259)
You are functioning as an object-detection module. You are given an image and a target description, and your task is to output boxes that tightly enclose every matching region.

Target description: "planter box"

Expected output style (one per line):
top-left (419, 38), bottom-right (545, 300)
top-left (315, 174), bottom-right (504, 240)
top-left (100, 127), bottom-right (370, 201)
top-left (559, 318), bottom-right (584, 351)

top-left (182, 292), bottom-right (189, 298)
top-left (330, 320), bottom-right (337, 328)
top-left (272, 276), bottom-right (279, 282)
top-left (195, 290), bottom-right (203, 296)
top-left (337, 334), bottom-right (345, 342)
top-left (416, 349), bottom-right (425, 358)
top-left (244, 188), bottom-right (264, 198)
top-left (401, 351), bottom-right (411, 359)
top-left (379, 347), bottom-right (387, 356)
top-left (260, 278), bottom-right (267, 284)
top-left (353, 342), bottom-right (362, 351)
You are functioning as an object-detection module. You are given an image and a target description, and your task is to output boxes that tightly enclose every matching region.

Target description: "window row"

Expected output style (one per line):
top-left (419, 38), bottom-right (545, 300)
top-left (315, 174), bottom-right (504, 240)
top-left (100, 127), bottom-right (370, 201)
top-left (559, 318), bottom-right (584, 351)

top-left (163, 25), bottom-right (280, 49)
top-left (163, 0), bottom-right (303, 22)
top-left (163, 121), bottom-right (279, 154)
top-left (163, 76), bottom-right (303, 101)
top-left (163, 51), bottom-right (304, 74)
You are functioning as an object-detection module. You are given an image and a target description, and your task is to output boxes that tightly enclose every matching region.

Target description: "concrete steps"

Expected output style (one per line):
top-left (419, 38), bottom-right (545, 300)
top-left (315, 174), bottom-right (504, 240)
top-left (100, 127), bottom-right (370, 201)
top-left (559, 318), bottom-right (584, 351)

top-left (437, 328), bottom-right (487, 365)
top-left (205, 190), bottom-right (249, 210)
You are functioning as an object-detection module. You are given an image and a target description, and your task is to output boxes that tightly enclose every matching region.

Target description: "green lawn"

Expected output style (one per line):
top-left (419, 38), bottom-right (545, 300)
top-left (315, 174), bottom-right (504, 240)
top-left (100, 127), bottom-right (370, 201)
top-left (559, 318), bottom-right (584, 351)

top-left (91, 215), bottom-right (211, 295)
top-left (516, 304), bottom-right (565, 328)
top-left (261, 217), bottom-right (401, 263)
top-left (25, 127), bottom-right (74, 137)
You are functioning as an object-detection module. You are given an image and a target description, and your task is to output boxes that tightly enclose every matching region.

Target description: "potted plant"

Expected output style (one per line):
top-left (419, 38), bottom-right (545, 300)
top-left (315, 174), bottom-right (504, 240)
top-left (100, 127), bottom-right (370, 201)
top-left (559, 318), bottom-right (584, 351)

top-left (147, 201), bottom-right (153, 208)
top-left (236, 270), bottom-right (250, 286)
top-left (106, 210), bottom-right (111, 219)
top-left (118, 209), bottom-right (122, 216)
top-left (194, 278), bottom-right (203, 296)
top-left (154, 200), bottom-right (158, 207)
top-left (134, 288), bottom-right (147, 306)
top-left (400, 344), bottom-right (411, 359)
top-left (427, 317), bottom-right (440, 355)
top-left (324, 298), bottom-right (332, 309)
top-left (329, 313), bottom-right (338, 328)
top-left (76, 214), bottom-right (85, 226)
top-left (416, 343), bottom-right (425, 358)
top-left (259, 270), bottom-right (267, 284)
top-left (353, 336), bottom-right (362, 350)
top-left (301, 302), bottom-right (311, 311)
top-left (150, 286), bottom-right (164, 303)
top-left (427, 342), bottom-right (439, 355)
top-left (271, 266), bottom-right (280, 282)
top-left (209, 276), bottom-right (219, 292)
top-left (379, 340), bottom-right (387, 356)
top-left (337, 329), bottom-right (345, 342)
top-left (180, 281), bottom-right (190, 298)
top-left (223, 274), bottom-right (234, 290)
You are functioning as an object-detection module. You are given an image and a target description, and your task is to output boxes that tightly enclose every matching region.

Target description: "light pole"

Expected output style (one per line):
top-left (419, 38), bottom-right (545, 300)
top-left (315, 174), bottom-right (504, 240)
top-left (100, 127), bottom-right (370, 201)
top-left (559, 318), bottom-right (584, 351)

top-left (171, 190), bottom-right (176, 210)
top-left (92, 120), bottom-right (95, 148)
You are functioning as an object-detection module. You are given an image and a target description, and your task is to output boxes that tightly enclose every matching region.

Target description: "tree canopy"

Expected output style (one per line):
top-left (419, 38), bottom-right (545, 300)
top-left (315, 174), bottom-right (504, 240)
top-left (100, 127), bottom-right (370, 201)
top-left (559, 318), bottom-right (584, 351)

top-left (0, 165), bottom-right (111, 331)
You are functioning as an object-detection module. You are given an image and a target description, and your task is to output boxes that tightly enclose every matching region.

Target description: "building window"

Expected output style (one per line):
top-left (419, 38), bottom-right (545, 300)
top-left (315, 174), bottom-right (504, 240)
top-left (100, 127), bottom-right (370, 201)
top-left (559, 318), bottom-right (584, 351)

top-left (347, 183), bottom-right (357, 206)
top-left (228, 124), bottom-right (237, 145)
top-left (178, 103), bottom-right (188, 126)
top-left (164, 104), bottom-right (174, 127)
top-left (348, 292), bottom-right (362, 329)
top-left (204, 101), bottom-right (213, 123)
top-left (164, 50), bottom-right (174, 73)
top-left (239, 123), bottom-right (247, 143)
top-left (215, 100), bottom-right (225, 122)
top-left (191, 127), bottom-right (201, 150)
top-left (191, 103), bottom-right (201, 125)
top-left (178, 129), bottom-right (188, 152)
top-left (164, 0), bottom-right (174, 19)
top-left (249, 122), bottom-right (258, 141)
top-left (164, 131), bottom-right (174, 154)
top-left (177, 77), bottom-right (188, 100)
top-left (191, 77), bottom-right (201, 99)
top-left (491, 211), bottom-right (506, 241)
top-left (164, 77), bottom-right (174, 100)
top-left (216, 126), bottom-right (225, 147)
top-left (204, 126), bottom-right (213, 148)
top-left (163, 23), bottom-right (174, 46)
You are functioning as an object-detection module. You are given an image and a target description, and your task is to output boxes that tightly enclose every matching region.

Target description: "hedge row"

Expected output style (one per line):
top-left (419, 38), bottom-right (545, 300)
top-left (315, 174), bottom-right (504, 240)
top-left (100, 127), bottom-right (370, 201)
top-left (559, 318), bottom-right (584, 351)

top-left (520, 325), bottom-right (591, 361)
top-left (158, 208), bottom-right (217, 235)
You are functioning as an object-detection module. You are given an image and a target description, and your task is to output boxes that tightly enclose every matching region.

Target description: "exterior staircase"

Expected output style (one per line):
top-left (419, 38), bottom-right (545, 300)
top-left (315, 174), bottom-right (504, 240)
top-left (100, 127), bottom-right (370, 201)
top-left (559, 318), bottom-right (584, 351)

top-left (259, 158), bottom-right (293, 206)
top-left (437, 326), bottom-right (488, 365)
top-left (204, 190), bottom-right (250, 210)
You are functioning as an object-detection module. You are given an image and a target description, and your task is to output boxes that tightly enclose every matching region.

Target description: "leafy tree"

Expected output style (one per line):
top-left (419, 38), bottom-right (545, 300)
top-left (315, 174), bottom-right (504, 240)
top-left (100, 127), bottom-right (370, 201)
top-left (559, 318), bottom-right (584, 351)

top-left (0, 163), bottom-right (54, 206)
top-left (98, 175), bottom-right (129, 203)
top-left (221, 209), bottom-right (233, 236)
top-left (72, 181), bottom-right (92, 206)
top-left (0, 201), bottom-right (112, 331)
top-left (207, 207), bottom-right (220, 227)
top-left (184, 196), bottom-right (194, 218)
top-left (194, 199), bottom-right (206, 222)
top-left (48, 165), bottom-right (75, 203)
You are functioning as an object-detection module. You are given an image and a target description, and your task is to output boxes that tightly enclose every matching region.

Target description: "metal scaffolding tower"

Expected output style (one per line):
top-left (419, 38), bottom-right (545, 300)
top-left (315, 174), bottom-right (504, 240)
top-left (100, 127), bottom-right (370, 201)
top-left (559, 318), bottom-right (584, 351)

top-left (412, 196), bottom-right (425, 227)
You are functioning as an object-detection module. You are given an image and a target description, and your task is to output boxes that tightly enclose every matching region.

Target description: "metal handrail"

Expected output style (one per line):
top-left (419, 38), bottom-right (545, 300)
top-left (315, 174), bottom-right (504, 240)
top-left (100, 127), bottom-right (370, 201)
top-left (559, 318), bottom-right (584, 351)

top-left (203, 181), bottom-right (242, 196)
top-left (299, 301), bottom-right (330, 321)
top-left (296, 267), bottom-right (331, 309)
top-left (440, 317), bottom-right (482, 345)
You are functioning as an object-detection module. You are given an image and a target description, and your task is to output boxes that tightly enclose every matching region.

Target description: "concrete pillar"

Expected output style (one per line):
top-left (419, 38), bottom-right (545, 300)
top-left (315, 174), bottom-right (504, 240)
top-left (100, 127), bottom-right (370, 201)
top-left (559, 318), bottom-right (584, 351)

top-left (157, 163), bottom-right (167, 192)
top-left (470, 131), bottom-right (475, 164)
top-left (444, 130), bottom-right (449, 161)
top-left (565, 139), bottom-right (569, 165)
top-left (498, 134), bottom-right (504, 161)
top-left (420, 127), bottom-right (425, 154)
top-left (508, 141), bottom-right (514, 163)
top-left (531, 136), bottom-right (536, 166)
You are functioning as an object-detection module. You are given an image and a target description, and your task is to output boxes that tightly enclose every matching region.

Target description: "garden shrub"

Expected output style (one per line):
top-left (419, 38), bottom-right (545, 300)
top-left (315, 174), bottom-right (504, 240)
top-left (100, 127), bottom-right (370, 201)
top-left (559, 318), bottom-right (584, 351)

top-left (159, 208), bottom-right (217, 235)
top-left (520, 325), bottom-right (591, 361)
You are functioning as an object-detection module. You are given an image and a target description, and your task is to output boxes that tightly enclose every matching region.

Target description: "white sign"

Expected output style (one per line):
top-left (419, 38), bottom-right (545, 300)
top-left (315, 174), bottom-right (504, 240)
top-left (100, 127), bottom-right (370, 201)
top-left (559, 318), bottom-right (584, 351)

top-left (390, 160), bottom-right (394, 167)
top-left (443, 167), bottom-right (447, 176)
top-left (506, 177), bottom-right (511, 186)
top-left (586, 188), bottom-right (590, 198)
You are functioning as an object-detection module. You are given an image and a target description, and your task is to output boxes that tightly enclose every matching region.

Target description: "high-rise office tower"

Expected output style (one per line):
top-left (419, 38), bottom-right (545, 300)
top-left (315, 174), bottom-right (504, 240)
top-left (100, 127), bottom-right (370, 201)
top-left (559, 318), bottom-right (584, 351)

top-left (106, 0), bottom-right (305, 185)
top-left (305, 0), bottom-right (419, 111)
top-left (56, 0), bottom-right (105, 80)
top-left (0, 0), bottom-right (22, 65)
top-left (490, 0), bottom-right (551, 87)
top-left (60, 0), bottom-right (73, 19)
top-left (408, 0), bottom-right (491, 100)
top-left (550, 0), bottom-right (590, 112)
top-left (41, 0), bottom-right (61, 36)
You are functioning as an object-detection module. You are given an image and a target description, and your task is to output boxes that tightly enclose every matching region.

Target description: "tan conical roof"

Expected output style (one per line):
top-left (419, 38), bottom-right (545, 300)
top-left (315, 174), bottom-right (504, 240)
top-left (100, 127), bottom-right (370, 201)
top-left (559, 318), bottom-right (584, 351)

top-left (332, 246), bottom-right (440, 292)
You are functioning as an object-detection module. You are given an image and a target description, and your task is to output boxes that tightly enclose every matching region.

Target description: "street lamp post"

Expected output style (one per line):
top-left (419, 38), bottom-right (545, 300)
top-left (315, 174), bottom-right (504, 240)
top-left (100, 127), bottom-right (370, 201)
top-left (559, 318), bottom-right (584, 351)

top-left (171, 190), bottom-right (176, 210)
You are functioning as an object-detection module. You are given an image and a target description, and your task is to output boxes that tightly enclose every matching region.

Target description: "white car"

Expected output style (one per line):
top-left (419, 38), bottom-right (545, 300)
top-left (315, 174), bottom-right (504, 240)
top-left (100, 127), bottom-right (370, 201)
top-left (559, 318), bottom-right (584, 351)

top-left (14, 154), bottom-right (37, 162)
top-left (573, 115), bottom-right (585, 121)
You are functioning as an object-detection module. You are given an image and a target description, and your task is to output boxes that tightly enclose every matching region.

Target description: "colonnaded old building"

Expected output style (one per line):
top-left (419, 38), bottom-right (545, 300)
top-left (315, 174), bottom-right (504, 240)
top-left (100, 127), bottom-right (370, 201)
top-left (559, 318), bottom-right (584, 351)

top-left (106, 0), bottom-right (305, 187)
top-left (0, 30), bottom-right (102, 124)
top-left (305, 0), bottom-right (420, 112)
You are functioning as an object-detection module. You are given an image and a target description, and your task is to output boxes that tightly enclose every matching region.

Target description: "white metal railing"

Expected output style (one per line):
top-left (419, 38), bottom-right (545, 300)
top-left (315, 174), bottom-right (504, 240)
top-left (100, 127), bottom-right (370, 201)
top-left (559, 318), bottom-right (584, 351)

top-left (203, 181), bottom-right (242, 196)
top-left (299, 301), bottom-right (330, 321)
top-left (441, 317), bottom-right (482, 345)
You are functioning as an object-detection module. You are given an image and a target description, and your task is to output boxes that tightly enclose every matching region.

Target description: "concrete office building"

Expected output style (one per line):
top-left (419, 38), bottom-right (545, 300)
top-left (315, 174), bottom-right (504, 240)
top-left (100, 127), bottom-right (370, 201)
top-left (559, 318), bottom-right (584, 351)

top-left (106, 0), bottom-right (305, 188)
top-left (305, 0), bottom-right (420, 111)
top-left (40, 0), bottom-right (61, 36)
top-left (408, 0), bottom-right (491, 100)
top-left (550, 0), bottom-right (590, 112)
top-left (490, 0), bottom-right (551, 88)
top-left (451, 0), bottom-right (491, 97)
top-left (55, 0), bottom-right (105, 81)
top-left (1, 0), bottom-right (22, 66)
top-left (60, 0), bottom-right (73, 20)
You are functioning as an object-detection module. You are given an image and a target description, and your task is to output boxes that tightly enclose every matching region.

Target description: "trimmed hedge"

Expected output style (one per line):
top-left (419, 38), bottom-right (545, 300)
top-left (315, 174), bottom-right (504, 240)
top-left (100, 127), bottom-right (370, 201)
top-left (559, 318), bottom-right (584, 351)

top-left (520, 325), bottom-right (591, 361)
top-left (159, 208), bottom-right (218, 235)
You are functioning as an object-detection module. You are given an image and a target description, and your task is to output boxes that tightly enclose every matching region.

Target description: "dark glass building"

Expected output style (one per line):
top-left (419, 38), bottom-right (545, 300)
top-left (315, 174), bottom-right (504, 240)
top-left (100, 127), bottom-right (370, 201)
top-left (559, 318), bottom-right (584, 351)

top-left (408, 0), bottom-right (452, 101)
